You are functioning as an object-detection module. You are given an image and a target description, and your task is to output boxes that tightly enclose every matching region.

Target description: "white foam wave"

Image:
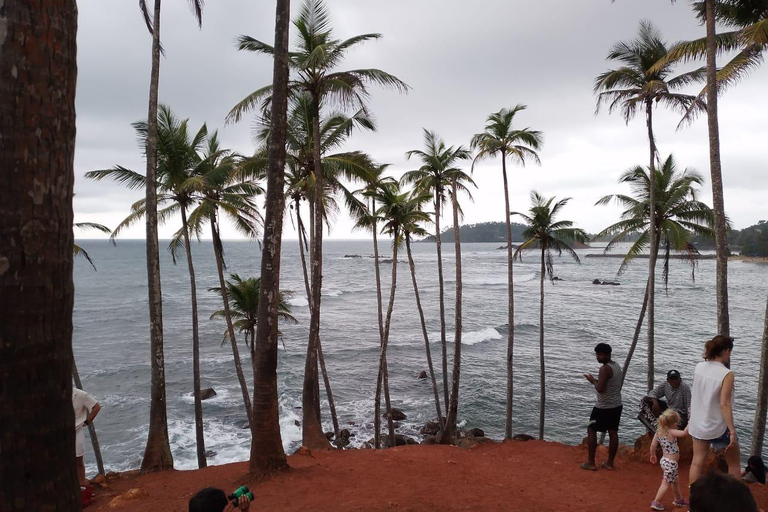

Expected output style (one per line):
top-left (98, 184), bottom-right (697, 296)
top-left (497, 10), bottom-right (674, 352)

top-left (287, 296), bottom-right (308, 307)
top-left (429, 327), bottom-right (502, 346)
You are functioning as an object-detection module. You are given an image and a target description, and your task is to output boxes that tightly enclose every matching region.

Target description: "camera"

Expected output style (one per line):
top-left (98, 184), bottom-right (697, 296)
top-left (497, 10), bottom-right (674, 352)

top-left (228, 486), bottom-right (254, 506)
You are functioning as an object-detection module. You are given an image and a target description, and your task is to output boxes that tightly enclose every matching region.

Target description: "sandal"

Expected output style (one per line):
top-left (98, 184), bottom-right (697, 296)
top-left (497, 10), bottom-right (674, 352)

top-left (600, 462), bottom-right (616, 471)
top-left (579, 462), bottom-right (597, 471)
top-left (650, 501), bottom-right (665, 511)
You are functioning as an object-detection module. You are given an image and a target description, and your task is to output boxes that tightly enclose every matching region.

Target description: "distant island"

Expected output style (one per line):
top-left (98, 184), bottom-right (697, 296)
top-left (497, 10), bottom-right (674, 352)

top-left (417, 221), bottom-right (591, 249)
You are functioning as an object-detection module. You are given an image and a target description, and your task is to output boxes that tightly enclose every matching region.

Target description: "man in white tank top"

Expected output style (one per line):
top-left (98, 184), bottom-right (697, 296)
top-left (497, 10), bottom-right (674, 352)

top-left (688, 335), bottom-right (740, 484)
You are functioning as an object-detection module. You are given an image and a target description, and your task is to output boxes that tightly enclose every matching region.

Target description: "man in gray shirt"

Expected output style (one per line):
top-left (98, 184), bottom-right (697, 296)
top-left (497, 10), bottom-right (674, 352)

top-left (639, 369), bottom-right (691, 431)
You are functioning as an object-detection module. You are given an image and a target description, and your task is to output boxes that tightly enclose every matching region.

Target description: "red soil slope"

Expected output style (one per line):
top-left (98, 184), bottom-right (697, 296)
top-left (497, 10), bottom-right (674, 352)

top-left (90, 441), bottom-right (768, 512)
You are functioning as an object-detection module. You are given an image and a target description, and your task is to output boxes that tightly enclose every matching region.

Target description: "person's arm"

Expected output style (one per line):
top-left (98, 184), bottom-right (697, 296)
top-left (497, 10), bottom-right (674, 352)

top-left (594, 364), bottom-right (612, 394)
top-left (648, 382), bottom-right (664, 399)
top-left (649, 435), bottom-right (658, 464)
top-left (669, 427), bottom-right (688, 439)
top-left (720, 372), bottom-right (738, 449)
top-left (685, 383), bottom-right (692, 416)
top-left (84, 402), bottom-right (101, 426)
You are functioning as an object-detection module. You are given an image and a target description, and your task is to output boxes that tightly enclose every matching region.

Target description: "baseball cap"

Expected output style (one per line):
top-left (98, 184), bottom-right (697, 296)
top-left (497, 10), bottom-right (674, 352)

top-left (667, 370), bottom-right (681, 379)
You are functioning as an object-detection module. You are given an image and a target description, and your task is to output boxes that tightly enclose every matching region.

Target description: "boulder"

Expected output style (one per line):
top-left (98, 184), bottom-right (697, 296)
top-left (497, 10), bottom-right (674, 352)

top-left (421, 435), bottom-right (439, 445)
top-left (325, 431), bottom-right (335, 441)
top-left (204, 450), bottom-right (217, 458)
top-left (367, 434), bottom-right (418, 447)
top-left (513, 434), bottom-right (534, 442)
top-left (458, 436), bottom-right (495, 450)
top-left (293, 445), bottom-right (314, 457)
top-left (602, 281), bottom-right (620, 286)
top-left (105, 471), bottom-right (121, 480)
top-left (343, 254), bottom-right (363, 258)
top-left (294, 420), bottom-right (301, 427)
top-left (339, 428), bottom-right (351, 440)
top-left (420, 421), bottom-right (441, 436)
top-left (468, 428), bottom-right (485, 438)
top-left (200, 388), bottom-right (217, 400)
top-left (592, 279), bottom-right (602, 285)
top-left (417, 370), bottom-right (428, 379)
top-left (107, 488), bottom-right (149, 508)
top-left (552, 276), bottom-right (563, 281)
top-left (633, 433), bottom-right (693, 464)
top-left (383, 408), bottom-right (407, 421)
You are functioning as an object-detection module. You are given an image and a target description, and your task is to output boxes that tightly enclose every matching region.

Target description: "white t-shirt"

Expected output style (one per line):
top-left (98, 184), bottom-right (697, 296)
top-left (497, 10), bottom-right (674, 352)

top-left (72, 388), bottom-right (98, 432)
top-left (688, 360), bottom-right (732, 440)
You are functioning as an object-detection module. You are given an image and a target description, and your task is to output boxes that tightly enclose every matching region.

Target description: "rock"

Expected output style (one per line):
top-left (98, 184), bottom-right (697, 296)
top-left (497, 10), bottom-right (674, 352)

top-left (200, 388), bottom-right (217, 400)
top-left (334, 438), bottom-right (351, 448)
top-left (367, 434), bottom-right (418, 447)
top-left (347, 421), bottom-right (357, 426)
top-left (293, 445), bottom-right (314, 457)
top-left (92, 474), bottom-right (108, 486)
top-left (421, 435), bottom-right (439, 445)
top-left (468, 428), bottom-right (485, 438)
top-left (704, 450), bottom-right (729, 474)
top-left (383, 408), bottom-right (407, 421)
top-left (513, 434), bottom-right (534, 442)
top-left (592, 279), bottom-right (602, 285)
top-left (241, 422), bottom-right (250, 430)
top-left (105, 471), bottom-right (121, 480)
top-left (633, 433), bottom-right (693, 464)
top-left (417, 370), bottom-right (428, 379)
top-left (421, 421), bottom-right (441, 436)
top-left (339, 428), bottom-right (351, 440)
top-left (204, 450), bottom-right (217, 458)
top-left (108, 488), bottom-right (149, 508)
top-left (294, 420), bottom-right (301, 427)
top-left (344, 254), bottom-right (363, 258)
top-left (381, 259), bottom-right (393, 264)
top-left (602, 280), bottom-right (620, 286)
top-left (552, 276), bottom-right (563, 281)
top-left (458, 436), bottom-right (495, 450)
top-left (325, 431), bottom-right (335, 441)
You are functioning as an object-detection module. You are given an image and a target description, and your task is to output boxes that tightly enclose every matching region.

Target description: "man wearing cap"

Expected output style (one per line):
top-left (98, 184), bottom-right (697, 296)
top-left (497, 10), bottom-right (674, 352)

top-left (638, 370), bottom-right (691, 432)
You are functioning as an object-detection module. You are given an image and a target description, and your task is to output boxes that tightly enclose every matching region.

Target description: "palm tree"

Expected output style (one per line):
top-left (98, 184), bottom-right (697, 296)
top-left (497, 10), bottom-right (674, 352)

top-left (371, 183), bottom-right (429, 447)
top-left (595, 155), bottom-right (716, 383)
top-left (86, 105), bottom-right (212, 468)
top-left (470, 105), bottom-right (543, 439)
top-left (210, 274), bottom-right (297, 367)
top-left (249, 0), bottom-right (292, 474)
top-left (512, 192), bottom-right (588, 440)
top-left (594, 20), bottom-right (706, 389)
top-left (136, 0), bottom-right (203, 472)
top-left (663, 0), bottom-right (768, 337)
top-left (230, 0), bottom-right (408, 450)
top-left (73, 222), bottom-right (112, 271)
top-left (0, 1), bottom-right (80, 506)
top-left (403, 130), bottom-right (475, 416)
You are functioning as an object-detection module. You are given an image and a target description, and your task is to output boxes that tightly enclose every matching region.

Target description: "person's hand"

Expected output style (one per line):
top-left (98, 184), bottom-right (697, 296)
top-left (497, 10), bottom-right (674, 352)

top-left (583, 374), bottom-right (596, 384)
top-left (651, 400), bottom-right (661, 416)
top-left (650, 453), bottom-right (657, 465)
top-left (237, 495), bottom-right (251, 511)
top-left (726, 431), bottom-right (738, 451)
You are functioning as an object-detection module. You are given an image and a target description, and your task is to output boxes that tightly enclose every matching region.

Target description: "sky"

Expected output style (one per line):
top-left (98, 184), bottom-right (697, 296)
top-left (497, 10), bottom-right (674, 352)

top-left (73, 0), bottom-right (768, 240)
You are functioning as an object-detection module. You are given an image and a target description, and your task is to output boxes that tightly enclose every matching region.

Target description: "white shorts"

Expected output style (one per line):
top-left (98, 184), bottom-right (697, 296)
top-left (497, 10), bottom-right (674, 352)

top-left (76, 428), bottom-right (85, 458)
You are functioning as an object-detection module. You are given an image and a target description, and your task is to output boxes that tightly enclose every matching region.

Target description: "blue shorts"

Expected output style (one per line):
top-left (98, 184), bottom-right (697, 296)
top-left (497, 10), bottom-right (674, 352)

top-left (696, 429), bottom-right (730, 450)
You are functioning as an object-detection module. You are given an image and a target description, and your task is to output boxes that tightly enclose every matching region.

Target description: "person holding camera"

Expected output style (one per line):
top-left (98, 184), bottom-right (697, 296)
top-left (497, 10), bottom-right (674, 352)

top-left (189, 487), bottom-right (251, 512)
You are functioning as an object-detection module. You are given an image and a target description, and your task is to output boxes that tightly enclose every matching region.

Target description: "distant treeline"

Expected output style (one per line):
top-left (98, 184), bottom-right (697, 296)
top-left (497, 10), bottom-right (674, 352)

top-left (418, 221), bottom-right (529, 243)
top-left (692, 220), bottom-right (768, 256)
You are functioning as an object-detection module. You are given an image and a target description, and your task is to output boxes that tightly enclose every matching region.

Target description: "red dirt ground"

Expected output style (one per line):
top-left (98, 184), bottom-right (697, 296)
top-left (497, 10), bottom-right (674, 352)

top-left (90, 441), bottom-right (768, 512)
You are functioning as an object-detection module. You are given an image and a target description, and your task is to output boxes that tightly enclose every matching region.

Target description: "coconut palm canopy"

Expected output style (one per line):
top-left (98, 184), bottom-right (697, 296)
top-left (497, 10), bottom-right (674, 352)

top-left (595, 154), bottom-right (716, 282)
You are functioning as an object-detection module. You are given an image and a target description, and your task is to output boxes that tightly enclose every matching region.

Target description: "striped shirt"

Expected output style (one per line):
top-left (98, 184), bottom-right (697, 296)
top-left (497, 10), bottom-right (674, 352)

top-left (596, 361), bottom-right (623, 409)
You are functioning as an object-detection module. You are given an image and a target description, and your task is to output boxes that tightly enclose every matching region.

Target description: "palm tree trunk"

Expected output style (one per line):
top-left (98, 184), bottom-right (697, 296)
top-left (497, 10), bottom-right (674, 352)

top-left (211, 217), bottom-right (254, 435)
top-left (249, 0), bottom-right (291, 475)
top-left (302, 95), bottom-right (331, 450)
top-left (0, 2), bottom-right (81, 506)
top-left (180, 208), bottom-right (206, 469)
top-left (621, 278), bottom-right (650, 387)
top-left (375, 240), bottom-right (399, 448)
top-left (441, 178), bottom-right (463, 444)
top-left (297, 206), bottom-right (340, 440)
top-left (705, 0), bottom-right (730, 336)
top-left (406, 236), bottom-right (444, 426)
top-left (141, 0), bottom-right (173, 472)
top-left (538, 246), bottom-right (546, 441)
top-left (434, 194), bottom-right (449, 413)
top-left (751, 294), bottom-right (768, 456)
top-left (646, 100), bottom-right (658, 392)
top-left (501, 153), bottom-right (515, 440)
top-left (72, 361), bottom-right (106, 476)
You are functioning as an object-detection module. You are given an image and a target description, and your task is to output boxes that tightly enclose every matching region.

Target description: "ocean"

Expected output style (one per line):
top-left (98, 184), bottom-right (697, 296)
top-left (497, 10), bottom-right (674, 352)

top-left (72, 239), bottom-right (767, 474)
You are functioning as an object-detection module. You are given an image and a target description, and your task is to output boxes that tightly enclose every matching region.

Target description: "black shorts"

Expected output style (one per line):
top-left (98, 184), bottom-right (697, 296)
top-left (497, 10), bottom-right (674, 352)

top-left (589, 405), bottom-right (623, 432)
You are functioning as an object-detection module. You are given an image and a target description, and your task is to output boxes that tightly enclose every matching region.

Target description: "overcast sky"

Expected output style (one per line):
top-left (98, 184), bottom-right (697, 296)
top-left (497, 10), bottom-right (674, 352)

top-left (74, 0), bottom-right (768, 240)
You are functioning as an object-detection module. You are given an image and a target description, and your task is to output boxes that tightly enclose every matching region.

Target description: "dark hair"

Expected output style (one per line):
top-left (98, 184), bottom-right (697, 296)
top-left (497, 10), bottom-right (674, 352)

top-left (703, 335), bottom-right (734, 360)
top-left (594, 343), bottom-right (612, 355)
top-left (189, 487), bottom-right (228, 512)
top-left (690, 472), bottom-right (757, 512)
top-left (747, 455), bottom-right (766, 485)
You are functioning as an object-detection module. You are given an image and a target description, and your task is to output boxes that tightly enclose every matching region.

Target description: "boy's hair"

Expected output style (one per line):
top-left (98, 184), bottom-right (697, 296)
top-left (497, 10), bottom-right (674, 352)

top-left (690, 472), bottom-right (758, 512)
top-left (189, 487), bottom-right (228, 512)
top-left (594, 343), bottom-right (612, 355)
top-left (656, 409), bottom-right (681, 433)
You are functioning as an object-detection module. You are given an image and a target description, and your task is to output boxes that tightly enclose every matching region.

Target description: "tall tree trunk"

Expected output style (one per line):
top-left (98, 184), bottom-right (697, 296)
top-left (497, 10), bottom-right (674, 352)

top-left (249, 0), bottom-right (291, 475)
top-left (0, 1), bottom-right (80, 507)
top-left (646, 101), bottom-right (658, 392)
top-left (297, 206), bottom-right (340, 440)
top-left (538, 246), bottom-right (546, 441)
top-left (705, 0), bottom-right (730, 336)
top-left (211, 217), bottom-right (253, 435)
top-left (302, 95), bottom-right (331, 450)
top-left (406, 236), bottom-right (444, 426)
top-left (501, 153), bottom-right (515, 440)
top-left (751, 294), bottom-right (768, 456)
top-left (371, 199), bottom-right (395, 448)
top-left (72, 361), bottom-right (105, 476)
top-left (621, 279), bottom-right (650, 387)
top-left (434, 194), bottom-right (449, 413)
top-left (375, 240), bottom-right (399, 448)
top-left (180, 208), bottom-right (206, 468)
top-left (441, 178), bottom-right (463, 444)
top-left (141, 0), bottom-right (173, 473)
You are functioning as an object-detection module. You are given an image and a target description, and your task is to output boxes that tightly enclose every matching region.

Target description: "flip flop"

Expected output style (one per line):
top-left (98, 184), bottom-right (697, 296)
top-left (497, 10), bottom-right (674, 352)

top-left (580, 462), bottom-right (597, 471)
top-left (601, 462), bottom-right (616, 471)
